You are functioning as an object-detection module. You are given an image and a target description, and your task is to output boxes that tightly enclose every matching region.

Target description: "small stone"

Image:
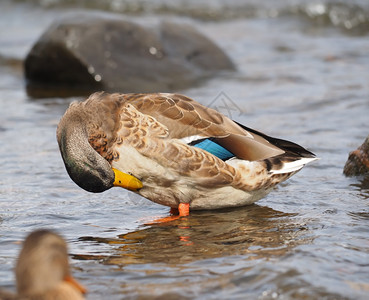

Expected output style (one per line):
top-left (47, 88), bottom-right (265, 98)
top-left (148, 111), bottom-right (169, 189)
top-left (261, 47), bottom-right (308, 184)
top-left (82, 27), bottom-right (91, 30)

top-left (343, 136), bottom-right (369, 176)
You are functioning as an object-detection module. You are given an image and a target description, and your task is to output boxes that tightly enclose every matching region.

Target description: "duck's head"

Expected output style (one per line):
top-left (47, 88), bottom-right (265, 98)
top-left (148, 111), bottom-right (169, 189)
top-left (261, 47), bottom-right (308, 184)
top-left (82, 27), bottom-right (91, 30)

top-left (56, 104), bottom-right (142, 193)
top-left (16, 229), bottom-right (86, 298)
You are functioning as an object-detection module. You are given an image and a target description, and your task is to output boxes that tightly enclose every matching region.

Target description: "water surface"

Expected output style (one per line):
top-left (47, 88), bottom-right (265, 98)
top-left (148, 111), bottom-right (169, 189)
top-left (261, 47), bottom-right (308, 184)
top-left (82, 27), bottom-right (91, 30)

top-left (0, 0), bottom-right (369, 299)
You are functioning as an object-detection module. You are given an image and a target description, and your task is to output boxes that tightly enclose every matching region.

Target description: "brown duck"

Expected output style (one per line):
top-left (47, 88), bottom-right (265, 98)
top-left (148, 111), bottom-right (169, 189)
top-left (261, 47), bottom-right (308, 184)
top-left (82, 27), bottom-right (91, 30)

top-left (0, 230), bottom-right (86, 299)
top-left (57, 92), bottom-right (317, 218)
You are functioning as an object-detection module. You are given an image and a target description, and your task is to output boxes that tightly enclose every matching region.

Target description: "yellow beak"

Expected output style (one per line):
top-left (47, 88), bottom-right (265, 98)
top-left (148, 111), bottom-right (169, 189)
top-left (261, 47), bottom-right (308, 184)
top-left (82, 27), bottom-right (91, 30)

top-left (112, 168), bottom-right (143, 191)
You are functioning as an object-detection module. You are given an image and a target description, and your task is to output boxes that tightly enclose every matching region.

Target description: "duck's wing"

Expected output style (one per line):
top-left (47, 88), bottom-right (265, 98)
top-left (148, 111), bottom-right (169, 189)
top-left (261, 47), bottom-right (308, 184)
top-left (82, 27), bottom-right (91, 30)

top-left (125, 93), bottom-right (286, 161)
top-left (81, 92), bottom-right (315, 189)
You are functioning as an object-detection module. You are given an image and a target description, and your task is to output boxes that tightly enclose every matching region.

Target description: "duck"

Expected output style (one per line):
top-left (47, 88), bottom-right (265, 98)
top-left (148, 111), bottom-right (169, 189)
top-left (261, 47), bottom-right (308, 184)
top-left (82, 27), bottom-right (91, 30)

top-left (0, 229), bottom-right (86, 299)
top-left (57, 92), bottom-right (317, 218)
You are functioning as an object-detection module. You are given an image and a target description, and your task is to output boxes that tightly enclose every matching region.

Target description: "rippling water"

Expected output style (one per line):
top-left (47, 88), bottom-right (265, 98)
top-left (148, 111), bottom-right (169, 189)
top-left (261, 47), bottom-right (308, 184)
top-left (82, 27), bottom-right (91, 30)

top-left (1, 0), bottom-right (369, 299)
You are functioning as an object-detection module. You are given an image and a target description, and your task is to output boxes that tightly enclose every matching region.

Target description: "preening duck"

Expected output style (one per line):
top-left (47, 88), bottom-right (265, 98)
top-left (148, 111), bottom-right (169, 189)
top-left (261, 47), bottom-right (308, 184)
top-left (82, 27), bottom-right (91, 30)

top-left (1, 230), bottom-right (86, 300)
top-left (57, 92), bottom-right (317, 218)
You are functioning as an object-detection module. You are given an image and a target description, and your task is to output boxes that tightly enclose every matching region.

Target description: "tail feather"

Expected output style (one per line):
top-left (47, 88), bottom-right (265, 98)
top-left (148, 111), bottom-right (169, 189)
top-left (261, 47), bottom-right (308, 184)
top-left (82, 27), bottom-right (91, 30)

top-left (269, 157), bottom-right (319, 175)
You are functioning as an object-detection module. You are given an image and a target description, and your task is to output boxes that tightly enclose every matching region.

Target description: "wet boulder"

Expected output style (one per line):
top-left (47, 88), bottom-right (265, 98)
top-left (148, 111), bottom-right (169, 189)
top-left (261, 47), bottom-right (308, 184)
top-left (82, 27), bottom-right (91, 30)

top-left (343, 136), bottom-right (369, 176)
top-left (24, 12), bottom-right (234, 97)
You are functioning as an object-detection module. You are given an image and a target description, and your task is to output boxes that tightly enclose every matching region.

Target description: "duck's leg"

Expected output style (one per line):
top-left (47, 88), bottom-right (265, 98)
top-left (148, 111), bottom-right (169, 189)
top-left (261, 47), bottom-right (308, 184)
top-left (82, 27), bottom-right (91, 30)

top-left (146, 203), bottom-right (190, 224)
top-left (178, 203), bottom-right (190, 217)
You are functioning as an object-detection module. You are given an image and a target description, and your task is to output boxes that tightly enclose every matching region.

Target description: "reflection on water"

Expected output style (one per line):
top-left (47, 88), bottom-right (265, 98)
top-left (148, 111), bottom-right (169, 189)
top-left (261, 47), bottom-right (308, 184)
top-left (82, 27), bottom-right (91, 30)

top-left (349, 175), bottom-right (369, 199)
top-left (74, 205), bottom-right (309, 265)
top-left (348, 176), bottom-right (369, 225)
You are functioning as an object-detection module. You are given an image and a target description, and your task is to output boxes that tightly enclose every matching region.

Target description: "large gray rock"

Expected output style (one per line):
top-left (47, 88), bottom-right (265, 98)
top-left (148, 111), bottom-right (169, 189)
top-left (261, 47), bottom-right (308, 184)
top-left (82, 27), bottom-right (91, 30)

top-left (24, 12), bottom-right (234, 97)
top-left (344, 136), bottom-right (369, 176)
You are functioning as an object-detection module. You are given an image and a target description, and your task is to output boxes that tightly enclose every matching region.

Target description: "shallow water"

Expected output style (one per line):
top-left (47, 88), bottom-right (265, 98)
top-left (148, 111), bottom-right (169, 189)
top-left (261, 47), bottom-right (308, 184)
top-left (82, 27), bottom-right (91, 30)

top-left (1, 0), bottom-right (369, 299)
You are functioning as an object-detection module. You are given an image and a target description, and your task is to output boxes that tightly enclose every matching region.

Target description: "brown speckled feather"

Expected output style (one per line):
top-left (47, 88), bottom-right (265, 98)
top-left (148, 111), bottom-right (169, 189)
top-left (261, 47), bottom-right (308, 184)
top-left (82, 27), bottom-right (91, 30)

top-left (125, 93), bottom-right (246, 138)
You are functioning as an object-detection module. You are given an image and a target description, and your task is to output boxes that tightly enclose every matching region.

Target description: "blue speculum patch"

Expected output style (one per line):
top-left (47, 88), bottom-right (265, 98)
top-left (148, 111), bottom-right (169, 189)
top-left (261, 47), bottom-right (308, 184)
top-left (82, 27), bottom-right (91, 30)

top-left (193, 139), bottom-right (234, 160)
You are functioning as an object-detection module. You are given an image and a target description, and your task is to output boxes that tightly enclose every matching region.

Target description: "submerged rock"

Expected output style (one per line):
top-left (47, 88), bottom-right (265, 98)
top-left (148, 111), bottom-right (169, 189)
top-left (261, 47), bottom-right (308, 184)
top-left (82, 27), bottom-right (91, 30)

top-left (24, 12), bottom-right (234, 97)
top-left (344, 136), bottom-right (369, 176)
